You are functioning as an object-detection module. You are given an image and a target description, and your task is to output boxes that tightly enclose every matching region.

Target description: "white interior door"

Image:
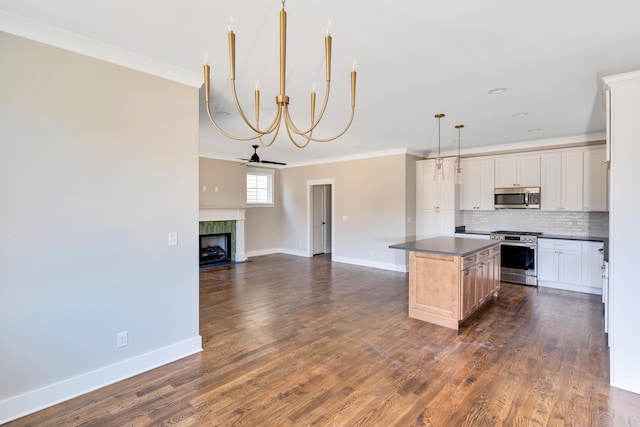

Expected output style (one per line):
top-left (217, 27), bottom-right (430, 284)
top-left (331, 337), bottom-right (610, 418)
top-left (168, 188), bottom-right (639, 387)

top-left (312, 185), bottom-right (331, 255)
top-left (312, 186), bottom-right (327, 255)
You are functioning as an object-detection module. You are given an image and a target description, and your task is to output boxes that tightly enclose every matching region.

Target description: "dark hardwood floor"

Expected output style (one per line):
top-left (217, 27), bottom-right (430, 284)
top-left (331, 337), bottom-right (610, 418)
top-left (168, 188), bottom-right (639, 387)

top-left (8, 253), bottom-right (640, 426)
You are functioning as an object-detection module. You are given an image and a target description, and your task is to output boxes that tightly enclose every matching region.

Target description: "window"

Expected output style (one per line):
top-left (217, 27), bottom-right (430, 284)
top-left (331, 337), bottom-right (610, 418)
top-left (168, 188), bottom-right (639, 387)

top-left (246, 167), bottom-right (274, 205)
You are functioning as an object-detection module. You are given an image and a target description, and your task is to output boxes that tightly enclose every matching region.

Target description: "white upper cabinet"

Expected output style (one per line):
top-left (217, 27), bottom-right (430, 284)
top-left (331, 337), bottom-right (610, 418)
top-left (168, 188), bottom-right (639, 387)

top-left (540, 153), bottom-right (562, 211)
top-left (494, 154), bottom-right (540, 188)
top-left (540, 147), bottom-right (608, 212)
top-left (460, 157), bottom-right (495, 210)
top-left (561, 150), bottom-right (584, 212)
top-left (583, 147), bottom-right (609, 212)
top-left (417, 158), bottom-right (456, 211)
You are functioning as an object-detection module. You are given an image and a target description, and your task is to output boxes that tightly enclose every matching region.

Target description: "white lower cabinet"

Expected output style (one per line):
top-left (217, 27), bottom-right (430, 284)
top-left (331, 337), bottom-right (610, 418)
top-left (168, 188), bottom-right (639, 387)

top-left (538, 238), bottom-right (603, 295)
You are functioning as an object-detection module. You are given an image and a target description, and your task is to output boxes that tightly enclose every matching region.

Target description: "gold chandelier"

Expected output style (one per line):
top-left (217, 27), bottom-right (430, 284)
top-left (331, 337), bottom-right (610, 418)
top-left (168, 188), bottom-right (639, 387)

top-left (203, 0), bottom-right (357, 148)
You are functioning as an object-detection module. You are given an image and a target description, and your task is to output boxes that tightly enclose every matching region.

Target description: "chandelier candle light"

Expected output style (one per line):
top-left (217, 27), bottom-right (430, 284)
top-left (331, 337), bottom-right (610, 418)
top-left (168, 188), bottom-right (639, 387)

top-left (203, 0), bottom-right (357, 148)
top-left (433, 113), bottom-right (445, 181)
top-left (455, 124), bottom-right (464, 184)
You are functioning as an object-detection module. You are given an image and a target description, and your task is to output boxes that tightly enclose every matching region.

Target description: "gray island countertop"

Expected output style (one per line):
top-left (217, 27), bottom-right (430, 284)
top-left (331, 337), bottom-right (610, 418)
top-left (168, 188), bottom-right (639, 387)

top-left (389, 236), bottom-right (499, 257)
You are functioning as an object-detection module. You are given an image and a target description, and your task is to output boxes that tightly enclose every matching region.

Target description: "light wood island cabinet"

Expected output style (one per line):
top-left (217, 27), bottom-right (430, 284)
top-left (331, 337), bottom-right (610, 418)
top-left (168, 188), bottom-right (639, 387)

top-left (390, 237), bottom-right (501, 330)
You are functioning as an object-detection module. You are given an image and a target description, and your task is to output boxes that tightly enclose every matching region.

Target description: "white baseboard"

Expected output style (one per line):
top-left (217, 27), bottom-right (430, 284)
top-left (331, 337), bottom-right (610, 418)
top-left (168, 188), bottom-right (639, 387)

top-left (0, 336), bottom-right (202, 424)
top-left (246, 248), bottom-right (308, 258)
top-left (332, 256), bottom-right (408, 272)
top-left (245, 249), bottom-right (407, 272)
top-left (245, 248), bottom-right (282, 257)
top-left (538, 280), bottom-right (602, 295)
top-left (278, 248), bottom-right (310, 257)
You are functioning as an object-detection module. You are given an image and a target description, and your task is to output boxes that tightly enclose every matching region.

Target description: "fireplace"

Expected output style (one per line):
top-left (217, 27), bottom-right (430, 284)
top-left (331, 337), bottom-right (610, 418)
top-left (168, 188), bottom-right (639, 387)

top-left (200, 233), bottom-right (232, 266)
top-left (199, 209), bottom-right (247, 264)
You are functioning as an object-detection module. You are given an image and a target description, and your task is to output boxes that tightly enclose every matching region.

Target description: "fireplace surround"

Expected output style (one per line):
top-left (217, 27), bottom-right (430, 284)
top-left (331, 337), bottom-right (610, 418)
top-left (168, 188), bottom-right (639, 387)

top-left (199, 208), bottom-right (247, 265)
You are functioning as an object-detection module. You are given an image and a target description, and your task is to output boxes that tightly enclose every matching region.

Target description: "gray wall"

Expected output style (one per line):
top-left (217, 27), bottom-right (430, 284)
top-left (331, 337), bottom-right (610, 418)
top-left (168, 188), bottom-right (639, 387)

top-left (199, 157), bottom-right (247, 208)
top-left (0, 33), bottom-right (201, 421)
top-left (198, 153), bottom-right (416, 271)
top-left (244, 169), bottom-right (284, 254)
top-left (279, 154), bottom-right (413, 271)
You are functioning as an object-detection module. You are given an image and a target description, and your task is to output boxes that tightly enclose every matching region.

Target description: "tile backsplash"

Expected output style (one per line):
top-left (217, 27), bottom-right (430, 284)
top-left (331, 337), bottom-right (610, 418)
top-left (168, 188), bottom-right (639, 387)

top-left (461, 210), bottom-right (608, 237)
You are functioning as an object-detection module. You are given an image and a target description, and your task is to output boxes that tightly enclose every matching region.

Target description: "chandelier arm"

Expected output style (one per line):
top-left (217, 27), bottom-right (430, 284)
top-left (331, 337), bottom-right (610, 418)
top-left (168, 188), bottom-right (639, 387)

top-left (286, 82), bottom-right (332, 136)
top-left (257, 119), bottom-right (283, 147)
top-left (283, 106), bottom-right (313, 148)
top-left (284, 67), bottom-right (356, 141)
top-left (282, 98), bottom-right (355, 143)
top-left (229, 80), bottom-right (280, 135)
top-left (305, 106), bottom-right (356, 142)
top-left (204, 99), bottom-right (264, 142)
top-left (204, 64), bottom-right (272, 141)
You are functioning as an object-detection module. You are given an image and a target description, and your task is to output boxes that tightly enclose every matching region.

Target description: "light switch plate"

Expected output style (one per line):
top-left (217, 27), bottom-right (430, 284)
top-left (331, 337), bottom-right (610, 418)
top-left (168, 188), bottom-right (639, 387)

top-left (168, 232), bottom-right (178, 246)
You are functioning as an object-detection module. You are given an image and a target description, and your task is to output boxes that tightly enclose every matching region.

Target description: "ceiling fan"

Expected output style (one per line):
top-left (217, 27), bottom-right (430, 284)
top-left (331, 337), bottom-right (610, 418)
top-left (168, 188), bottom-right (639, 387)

top-left (241, 145), bottom-right (287, 166)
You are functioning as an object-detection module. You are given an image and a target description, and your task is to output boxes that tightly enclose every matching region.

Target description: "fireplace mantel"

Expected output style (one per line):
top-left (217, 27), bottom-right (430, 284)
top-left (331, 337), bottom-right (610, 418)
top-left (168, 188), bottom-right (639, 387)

top-left (199, 207), bottom-right (246, 222)
top-left (199, 207), bottom-right (247, 262)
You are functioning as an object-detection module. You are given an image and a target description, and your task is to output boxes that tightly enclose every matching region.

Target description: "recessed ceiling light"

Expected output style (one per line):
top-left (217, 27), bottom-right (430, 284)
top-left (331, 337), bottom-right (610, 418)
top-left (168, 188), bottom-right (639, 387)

top-left (512, 112), bottom-right (528, 118)
top-left (528, 128), bottom-right (542, 132)
top-left (488, 88), bottom-right (507, 95)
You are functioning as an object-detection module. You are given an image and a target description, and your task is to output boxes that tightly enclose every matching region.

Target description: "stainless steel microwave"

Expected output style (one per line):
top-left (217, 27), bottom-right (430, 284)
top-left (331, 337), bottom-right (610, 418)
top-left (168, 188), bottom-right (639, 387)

top-left (494, 187), bottom-right (541, 209)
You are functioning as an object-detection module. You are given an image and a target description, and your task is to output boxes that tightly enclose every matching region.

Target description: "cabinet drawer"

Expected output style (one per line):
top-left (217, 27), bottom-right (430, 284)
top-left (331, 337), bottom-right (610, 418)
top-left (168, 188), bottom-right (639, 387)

top-left (538, 239), bottom-right (582, 251)
top-left (490, 246), bottom-right (501, 257)
top-left (477, 249), bottom-right (491, 262)
top-left (463, 254), bottom-right (477, 270)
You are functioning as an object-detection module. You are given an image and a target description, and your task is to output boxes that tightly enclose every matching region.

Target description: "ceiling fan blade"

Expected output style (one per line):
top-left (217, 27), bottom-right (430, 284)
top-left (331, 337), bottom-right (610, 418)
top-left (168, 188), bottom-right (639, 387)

top-left (260, 160), bottom-right (287, 166)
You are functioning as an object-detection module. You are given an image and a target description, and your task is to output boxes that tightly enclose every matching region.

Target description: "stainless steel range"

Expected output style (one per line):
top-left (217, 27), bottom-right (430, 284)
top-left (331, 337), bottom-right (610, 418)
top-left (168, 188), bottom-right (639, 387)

top-left (490, 230), bottom-right (542, 286)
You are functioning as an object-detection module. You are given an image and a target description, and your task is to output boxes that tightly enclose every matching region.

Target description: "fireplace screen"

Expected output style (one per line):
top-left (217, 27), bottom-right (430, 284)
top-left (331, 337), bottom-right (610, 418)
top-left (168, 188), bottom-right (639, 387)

top-left (200, 233), bottom-right (232, 266)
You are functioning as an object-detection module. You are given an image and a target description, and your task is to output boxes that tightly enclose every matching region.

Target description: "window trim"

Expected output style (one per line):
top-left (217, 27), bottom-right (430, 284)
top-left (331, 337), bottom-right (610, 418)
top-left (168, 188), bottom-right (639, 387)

top-left (246, 167), bottom-right (275, 206)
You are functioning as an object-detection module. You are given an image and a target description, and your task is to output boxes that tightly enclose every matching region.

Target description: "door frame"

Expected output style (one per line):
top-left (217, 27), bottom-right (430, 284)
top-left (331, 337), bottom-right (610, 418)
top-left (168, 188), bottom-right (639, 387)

top-left (306, 179), bottom-right (335, 257)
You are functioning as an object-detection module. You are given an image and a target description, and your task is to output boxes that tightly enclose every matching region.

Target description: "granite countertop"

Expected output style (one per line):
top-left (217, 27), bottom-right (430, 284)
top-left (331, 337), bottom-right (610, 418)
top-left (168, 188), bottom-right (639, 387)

top-left (389, 237), bottom-right (499, 257)
top-left (455, 230), bottom-right (606, 243)
top-left (538, 234), bottom-right (606, 242)
top-left (453, 230), bottom-right (608, 261)
top-left (540, 235), bottom-right (609, 262)
top-left (454, 230), bottom-right (490, 236)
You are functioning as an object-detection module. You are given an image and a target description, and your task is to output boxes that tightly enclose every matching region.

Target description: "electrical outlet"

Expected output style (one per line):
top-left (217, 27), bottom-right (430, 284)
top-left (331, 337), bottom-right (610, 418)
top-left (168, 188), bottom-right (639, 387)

top-left (117, 331), bottom-right (128, 348)
top-left (202, 185), bottom-right (207, 192)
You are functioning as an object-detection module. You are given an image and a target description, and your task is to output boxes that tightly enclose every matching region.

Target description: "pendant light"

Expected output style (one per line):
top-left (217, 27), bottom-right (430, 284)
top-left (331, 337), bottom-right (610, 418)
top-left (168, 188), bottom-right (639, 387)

top-left (433, 113), bottom-right (445, 181)
top-left (454, 124), bottom-right (464, 184)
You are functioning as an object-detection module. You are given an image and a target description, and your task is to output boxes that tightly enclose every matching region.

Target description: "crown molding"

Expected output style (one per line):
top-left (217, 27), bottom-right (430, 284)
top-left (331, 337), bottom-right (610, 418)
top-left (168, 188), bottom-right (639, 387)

top-left (436, 132), bottom-right (607, 158)
top-left (0, 10), bottom-right (201, 87)
top-left (200, 147), bottom-right (418, 168)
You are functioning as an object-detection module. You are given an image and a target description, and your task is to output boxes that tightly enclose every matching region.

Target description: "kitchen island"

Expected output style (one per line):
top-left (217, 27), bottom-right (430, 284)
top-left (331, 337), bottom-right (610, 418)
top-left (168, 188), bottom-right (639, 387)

top-left (390, 237), bottom-right (501, 330)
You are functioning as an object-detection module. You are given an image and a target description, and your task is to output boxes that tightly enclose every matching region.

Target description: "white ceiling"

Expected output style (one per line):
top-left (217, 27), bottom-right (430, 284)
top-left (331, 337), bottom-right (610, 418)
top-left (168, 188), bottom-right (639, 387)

top-left (2, 0), bottom-right (640, 166)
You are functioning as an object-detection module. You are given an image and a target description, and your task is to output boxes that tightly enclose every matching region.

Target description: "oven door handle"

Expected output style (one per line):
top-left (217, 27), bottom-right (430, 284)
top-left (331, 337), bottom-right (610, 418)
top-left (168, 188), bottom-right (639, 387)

top-left (499, 242), bottom-right (536, 248)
